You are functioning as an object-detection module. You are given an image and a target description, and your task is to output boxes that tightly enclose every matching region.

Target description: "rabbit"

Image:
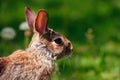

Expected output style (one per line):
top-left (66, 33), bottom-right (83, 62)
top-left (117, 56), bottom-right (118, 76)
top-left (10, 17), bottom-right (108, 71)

top-left (0, 7), bottom-right (73, 80)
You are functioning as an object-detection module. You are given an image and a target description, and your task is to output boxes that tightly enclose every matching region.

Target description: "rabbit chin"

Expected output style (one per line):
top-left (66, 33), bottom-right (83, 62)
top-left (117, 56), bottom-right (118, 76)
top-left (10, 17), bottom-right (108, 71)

top-left (47, 44), bottom-right (72, 59)
top-left (56, 47), bottom-right (72, 59)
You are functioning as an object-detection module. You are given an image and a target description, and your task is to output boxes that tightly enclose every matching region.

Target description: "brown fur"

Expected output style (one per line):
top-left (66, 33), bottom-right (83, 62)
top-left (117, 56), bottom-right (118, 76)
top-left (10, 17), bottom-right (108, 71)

top-left (0, 50), bottom-right (54, 80)
top-left (0, 7), bottom-right (73, 80)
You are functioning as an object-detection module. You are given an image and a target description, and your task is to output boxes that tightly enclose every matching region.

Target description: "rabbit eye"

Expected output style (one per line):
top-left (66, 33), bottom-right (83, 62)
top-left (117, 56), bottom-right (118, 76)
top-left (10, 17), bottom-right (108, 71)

top-left (54, 38), bottom-right (63, 45)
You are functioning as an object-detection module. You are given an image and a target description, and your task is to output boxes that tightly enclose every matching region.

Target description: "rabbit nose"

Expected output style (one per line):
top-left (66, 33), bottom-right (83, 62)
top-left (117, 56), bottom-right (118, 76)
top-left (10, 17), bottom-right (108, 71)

top-left (68, 42), bottom-right (73, 50)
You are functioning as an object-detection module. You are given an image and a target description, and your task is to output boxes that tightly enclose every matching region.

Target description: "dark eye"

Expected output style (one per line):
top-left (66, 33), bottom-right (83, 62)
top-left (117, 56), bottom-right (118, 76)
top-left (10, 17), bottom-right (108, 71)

top-left (54, 38), bottom-right (63, 45)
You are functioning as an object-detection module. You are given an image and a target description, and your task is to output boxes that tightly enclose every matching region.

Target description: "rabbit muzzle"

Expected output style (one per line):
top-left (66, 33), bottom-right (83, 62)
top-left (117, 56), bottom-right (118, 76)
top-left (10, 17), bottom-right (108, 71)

top-left (55, 42), bottom-right (73, 59)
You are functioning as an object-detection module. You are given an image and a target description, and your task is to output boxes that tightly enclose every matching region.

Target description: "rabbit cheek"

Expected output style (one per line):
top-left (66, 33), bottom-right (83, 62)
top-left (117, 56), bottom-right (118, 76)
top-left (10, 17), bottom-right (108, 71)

top-left (48, 42), bottom-right (64, 55)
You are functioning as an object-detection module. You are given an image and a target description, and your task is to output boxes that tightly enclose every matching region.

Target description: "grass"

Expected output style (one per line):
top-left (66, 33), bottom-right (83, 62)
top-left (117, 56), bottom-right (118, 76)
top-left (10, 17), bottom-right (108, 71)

top-left (51, 41), bottom-right (120, 80)
top-left (0, 39), bottom-right (119, 80)
top-left (52, 46), bottom-right (120, 80)
top-left (0, 0), bottom-right (120, 80)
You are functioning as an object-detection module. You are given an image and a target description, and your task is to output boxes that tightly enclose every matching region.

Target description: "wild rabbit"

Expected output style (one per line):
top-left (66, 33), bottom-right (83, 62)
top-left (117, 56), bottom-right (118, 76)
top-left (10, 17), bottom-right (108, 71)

top-left (0, 7), bottom-right (73, 80)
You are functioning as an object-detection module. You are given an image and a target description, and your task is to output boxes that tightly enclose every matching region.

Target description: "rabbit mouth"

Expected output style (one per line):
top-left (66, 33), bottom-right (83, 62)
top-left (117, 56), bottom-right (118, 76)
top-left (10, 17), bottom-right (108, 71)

top-left (55, 48), bottom-right (72, 59)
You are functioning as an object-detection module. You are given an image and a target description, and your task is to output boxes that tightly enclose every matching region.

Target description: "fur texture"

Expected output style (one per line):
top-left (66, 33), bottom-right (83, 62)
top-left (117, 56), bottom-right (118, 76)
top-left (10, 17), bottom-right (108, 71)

top-left (0, 7), bottom-right (73, 80)
top-left (0, 42), bottom-right (54, 80)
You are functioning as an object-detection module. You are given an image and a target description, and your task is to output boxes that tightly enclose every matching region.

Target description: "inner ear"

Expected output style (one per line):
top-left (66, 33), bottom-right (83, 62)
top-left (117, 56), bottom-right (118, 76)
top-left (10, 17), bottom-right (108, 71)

top-left (25, 7), bottom-right (36, 31)
top-left (35, 10), bottom-right (48, 34)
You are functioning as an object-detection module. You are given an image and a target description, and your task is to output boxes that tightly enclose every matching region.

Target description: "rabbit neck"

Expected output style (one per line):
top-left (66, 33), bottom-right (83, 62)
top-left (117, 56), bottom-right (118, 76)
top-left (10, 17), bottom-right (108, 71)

top-left (26, 42), bottom-right (55, 69)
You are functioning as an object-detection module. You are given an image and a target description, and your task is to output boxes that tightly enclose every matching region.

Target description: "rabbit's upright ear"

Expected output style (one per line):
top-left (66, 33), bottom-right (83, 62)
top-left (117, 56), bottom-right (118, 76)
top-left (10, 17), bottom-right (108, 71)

top-left (25, 7), bottom-right (36, 31)
top-left (35, 10), bottom-right (48, 34)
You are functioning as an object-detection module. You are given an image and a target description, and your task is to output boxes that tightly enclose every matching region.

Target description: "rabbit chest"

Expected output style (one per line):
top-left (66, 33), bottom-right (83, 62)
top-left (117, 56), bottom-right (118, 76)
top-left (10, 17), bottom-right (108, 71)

top-left (0, 43), bottom-right (55, 80)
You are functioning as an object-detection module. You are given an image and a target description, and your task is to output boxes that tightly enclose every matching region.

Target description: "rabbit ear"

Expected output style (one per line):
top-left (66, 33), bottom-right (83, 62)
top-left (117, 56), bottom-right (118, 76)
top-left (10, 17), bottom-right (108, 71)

top-left (35, 10), bottom-right (48, 34)
top-left (25, 7), bottom-right (36, 31)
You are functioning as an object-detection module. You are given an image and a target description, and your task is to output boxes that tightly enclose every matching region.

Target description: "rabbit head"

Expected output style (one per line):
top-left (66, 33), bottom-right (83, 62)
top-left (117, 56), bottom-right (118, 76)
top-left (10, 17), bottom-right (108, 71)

top-left (25, 7), bottom-right (73, 59)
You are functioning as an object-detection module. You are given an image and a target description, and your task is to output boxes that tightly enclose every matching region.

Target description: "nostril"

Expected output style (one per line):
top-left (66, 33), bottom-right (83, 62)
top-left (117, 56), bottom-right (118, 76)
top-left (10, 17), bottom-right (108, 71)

top-left (68, 42), bottom-right (73, 50)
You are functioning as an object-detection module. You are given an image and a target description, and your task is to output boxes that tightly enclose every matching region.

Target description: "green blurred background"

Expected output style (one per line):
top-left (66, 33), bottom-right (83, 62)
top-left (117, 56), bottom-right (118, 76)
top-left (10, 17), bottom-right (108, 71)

top-left (0, 0), bottom-right (120, 80)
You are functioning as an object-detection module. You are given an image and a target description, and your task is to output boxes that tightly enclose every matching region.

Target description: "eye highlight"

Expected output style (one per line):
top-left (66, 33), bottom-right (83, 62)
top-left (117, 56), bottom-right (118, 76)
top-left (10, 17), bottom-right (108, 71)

top-left (54, 37), bottom-right (63, 45)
